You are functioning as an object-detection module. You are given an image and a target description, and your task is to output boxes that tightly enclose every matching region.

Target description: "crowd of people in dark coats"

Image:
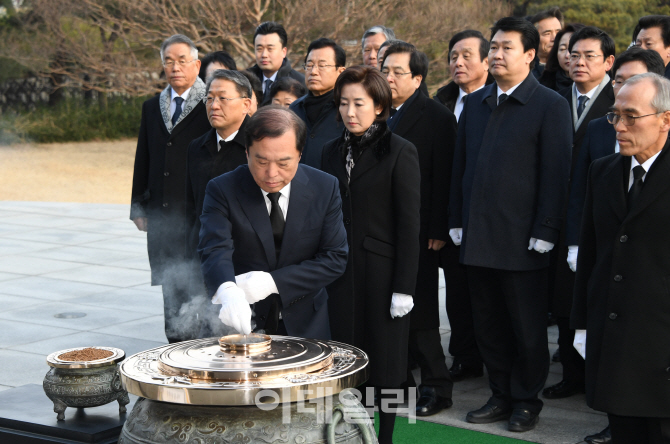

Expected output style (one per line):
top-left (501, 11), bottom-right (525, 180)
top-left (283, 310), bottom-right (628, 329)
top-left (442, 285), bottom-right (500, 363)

top-left (130, 12), bottom-right (670, 444)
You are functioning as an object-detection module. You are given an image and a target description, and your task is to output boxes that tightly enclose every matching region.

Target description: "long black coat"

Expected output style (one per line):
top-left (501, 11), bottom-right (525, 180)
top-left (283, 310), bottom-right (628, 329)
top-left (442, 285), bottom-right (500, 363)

top-left (550, 83), bottom-right (615, 316)
top-left (321, 126), bottom-right (421, 387)
top-left (130, 83), bottom-right (211, 285)
top-left (571, 140), bottom-right (670, 417)
top-left (185, 122), bottom-right (249, 294)
top-left (448, 73), bottom-right (572, 270)
top-left (390, 92), bottom-right (456, 330)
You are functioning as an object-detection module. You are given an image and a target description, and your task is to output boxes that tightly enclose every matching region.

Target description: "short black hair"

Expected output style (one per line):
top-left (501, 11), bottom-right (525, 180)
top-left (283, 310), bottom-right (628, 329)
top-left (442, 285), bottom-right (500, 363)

top-left (245, 106), bottom-right (307, 153)
top-left (199, 51), bottom-right (237, 82)
top-left (633, 15), bottom-right (670, 47)
top-left (305, 38), bottom-right (346, 67)
top-left (529, 6), bottom-right (564, 27)
top-left (254, 22), bottom-right (288, 48)
top-left (449, 30), bottom-right (489, 61)
top-left (612, 47), bottom-right (666, 78)
top-left (490, 17), bottom-right (539, 70)
top-left (239, 70), bottom-right (263, 107)
top-left (568, 26), bottom-right (616, 59)
top-left (381, 42), bottom-right (429, 80)
top-left (269, 77), bottom-right (307, 100)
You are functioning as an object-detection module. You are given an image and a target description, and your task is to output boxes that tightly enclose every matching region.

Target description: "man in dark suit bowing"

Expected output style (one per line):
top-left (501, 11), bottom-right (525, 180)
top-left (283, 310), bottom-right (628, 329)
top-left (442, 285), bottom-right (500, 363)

top-left (448, 17), bottom-right (572, 432)
top-left (572, 72), bottom-right (670, 443)
top-left (545, 25), bottom-right (616, 401)
top-left (130, 34), bottom-right (211, 343)
top-left (381, 41), bottom-right (455, 417)
top-left (198, 107), bottom-right (348, 338)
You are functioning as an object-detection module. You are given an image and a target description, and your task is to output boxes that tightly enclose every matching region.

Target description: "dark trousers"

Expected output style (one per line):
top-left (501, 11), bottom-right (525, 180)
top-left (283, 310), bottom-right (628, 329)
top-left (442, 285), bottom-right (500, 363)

top-left (440, 244), bottom-right (482, 367)
top-left (556, 317), bottom-right (585, 384)
top-left (407, 328), bottom-right (453, 398)
top-left (609, 414), bottom-right (670, 444)
top-left (467, 266), bottom-right (550, 414)
top-left (162, 281), bottom-right (200, 343)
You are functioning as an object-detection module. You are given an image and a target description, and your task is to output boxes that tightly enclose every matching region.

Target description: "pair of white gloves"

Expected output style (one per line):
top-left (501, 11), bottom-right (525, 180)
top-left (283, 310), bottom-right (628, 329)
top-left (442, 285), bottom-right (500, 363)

top-left (213, 272), bottom-right (414, 334)
top-left (448, 228), bottom-right (555, 253)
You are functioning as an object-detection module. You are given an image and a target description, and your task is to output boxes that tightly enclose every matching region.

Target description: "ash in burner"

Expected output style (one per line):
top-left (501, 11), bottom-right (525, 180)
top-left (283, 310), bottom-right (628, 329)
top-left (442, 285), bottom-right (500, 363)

top-left (58, 347), bottom-right (113, 361)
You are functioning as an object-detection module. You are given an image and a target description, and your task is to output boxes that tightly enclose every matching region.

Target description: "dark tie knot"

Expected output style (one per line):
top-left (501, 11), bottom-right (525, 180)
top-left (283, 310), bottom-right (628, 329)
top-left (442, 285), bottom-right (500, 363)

top-left (633, 165), bottom-right (646, 181)
top-left (498, 93), bottom-right (508, 106)
top-left (268, 192), bottom-right (281, 204)
top-left (174, 97), bottom-right (184, 106)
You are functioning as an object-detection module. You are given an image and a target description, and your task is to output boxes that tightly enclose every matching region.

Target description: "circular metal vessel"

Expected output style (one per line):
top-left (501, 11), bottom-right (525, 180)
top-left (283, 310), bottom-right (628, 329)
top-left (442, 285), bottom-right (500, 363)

top-left (43, 346), bottom-right (129, 421)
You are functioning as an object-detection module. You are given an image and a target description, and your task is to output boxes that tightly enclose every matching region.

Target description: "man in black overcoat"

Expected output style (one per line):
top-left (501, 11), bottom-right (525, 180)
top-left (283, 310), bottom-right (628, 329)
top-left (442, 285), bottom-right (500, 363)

top-left (381, 42), bottom-right (455, 416)
top-left (184, 70), bottom-right (253, 337)
top-left (130, 34), bottom-right (211, 343)
top-left (571, 73), bottom-right (670, 443)
top-left (448, 17), bottom-right (572, 432)
top-left (248, 22), bottom-right (305, 106)
top-left (545, 26), bottom-right (616, 400)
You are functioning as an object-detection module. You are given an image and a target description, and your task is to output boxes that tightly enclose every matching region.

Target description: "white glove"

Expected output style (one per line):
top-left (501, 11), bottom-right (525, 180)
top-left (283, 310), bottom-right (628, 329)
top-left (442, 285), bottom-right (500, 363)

top-left (573, 329), bottom-right (587, 359)
top-left (212, 282), bottom-right (252, 334)
top-left (390, 293), bottom-right (414, 318)
top-left (449, 228), bottom-right (463, 246)
top-left (235, 271), bottom-right (278, 304)
top-left (567, 245), bottom-right (578, 272)
top-left (528, 238), bottom-right (554, 253)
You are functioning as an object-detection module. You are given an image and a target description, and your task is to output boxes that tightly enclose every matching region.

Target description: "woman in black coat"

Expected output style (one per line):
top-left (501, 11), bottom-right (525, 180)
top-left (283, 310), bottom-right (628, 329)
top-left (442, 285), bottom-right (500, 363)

top-left (540, 23), bottom-right (584, 91)
top-left (321, 66), bottom-right (421, 444)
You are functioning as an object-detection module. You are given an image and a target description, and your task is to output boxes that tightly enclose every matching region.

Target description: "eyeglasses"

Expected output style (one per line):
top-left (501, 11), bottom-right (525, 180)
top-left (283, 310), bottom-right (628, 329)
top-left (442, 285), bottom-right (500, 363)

top-left (163, 59), bottom-right (197, 69)
top-left (381, 69), bottom-right (412, 79)
top-left (303, 63), bottom-right (337, 71)
top-left (606, 111), bottom-right (664, 126)
top-left (204, 96), bottom-right (246, 106)
top-left (569, 53), bottom-right (603, 63)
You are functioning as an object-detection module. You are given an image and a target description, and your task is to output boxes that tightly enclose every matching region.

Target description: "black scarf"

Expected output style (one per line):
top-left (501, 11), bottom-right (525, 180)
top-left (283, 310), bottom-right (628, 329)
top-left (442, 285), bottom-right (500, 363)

top-left (340, 122), bottom-right (392, 181)
top-left (303, 89), bottom-right (334, 126)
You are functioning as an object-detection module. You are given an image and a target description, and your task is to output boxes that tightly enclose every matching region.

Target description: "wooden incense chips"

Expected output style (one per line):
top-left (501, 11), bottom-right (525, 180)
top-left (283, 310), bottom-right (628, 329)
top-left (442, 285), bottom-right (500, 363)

top-left (58, 347), bottom-right (113, 361)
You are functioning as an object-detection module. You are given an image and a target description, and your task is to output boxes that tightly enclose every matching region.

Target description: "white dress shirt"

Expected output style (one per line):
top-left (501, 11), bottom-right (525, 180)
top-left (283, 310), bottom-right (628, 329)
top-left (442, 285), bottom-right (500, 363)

top-left (454, 84), bottom-right (485, 122)
top-left (215, 130), bottom-right (239, 151)
top-left (629, 151), bottom-right (661, 190)
top-left (170, 87), bottom-right (191, 118)
top-left (262, 72), bottom-right (278, 93)
top-left (261, 183), bottom-right (291, 220)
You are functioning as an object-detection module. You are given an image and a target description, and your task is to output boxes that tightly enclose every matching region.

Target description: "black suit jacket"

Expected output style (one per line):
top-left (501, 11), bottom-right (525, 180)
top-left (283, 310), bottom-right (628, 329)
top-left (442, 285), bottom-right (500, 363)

top-left (248, 59), bottom-right (305, 106)
top-left (566, 116), bottom-right (616, 245)
top-left (449, 73), bottom-right (572, 270)
top-left (130, 92), bottom-right (211, 284)
top-left (198, 164), bottom-right (348, 340)
top-left (571, 139), bottom-right (670, 417)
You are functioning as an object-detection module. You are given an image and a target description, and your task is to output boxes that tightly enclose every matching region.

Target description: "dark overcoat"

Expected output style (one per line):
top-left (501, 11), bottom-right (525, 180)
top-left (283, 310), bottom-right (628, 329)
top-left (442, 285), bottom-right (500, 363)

top-left (198, 164), bottom-right (349, 340)
top-left (130, 81), bottom-right (211, 285)
top-left (248, 59), bottom-right (305, 106)
top-left (321, 126), bottom-right (421, 387)
top-left (566, 116), bottom-right (617, 246)
top-left (433, 75), bottom-right (495, 112)
top-left (448, 73), bottom-right (572, 270)
top-left (550, 84), bottom-right (615, 316)
top-left (290, 95), bottom-right (344, 168)
top-left (571, 140), bottom-right (670, 417)
top-left (390, 92), bottom-right (456, 330)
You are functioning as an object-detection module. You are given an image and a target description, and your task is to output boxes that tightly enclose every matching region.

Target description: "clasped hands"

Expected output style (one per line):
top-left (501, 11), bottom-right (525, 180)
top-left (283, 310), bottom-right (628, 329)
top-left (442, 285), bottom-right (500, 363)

top-left (212, 271), bottom-right (278, 334)
top-left (449, 228), bottom-right (555, 254)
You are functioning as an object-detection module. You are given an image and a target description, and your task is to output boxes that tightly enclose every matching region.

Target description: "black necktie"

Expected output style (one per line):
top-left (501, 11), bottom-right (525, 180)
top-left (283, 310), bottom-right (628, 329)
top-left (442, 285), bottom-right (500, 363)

top-left (390, 108), bottom-right (397, 117)
top-left (268, 192), bottom-right (285, 259)
top-left (265, 192), bottom-right (284, 335)
top-left (628, 165), bottom-right (646, 209)
top-left (218, 140), bottom-right (229, 152)
top-left (264, 79), bottom-right (273, 103)
top-left (577, 95), bottom-right (589, 118)
top-left (172, 97), bottom-right (184, 126)
top-left (498, 93), bottom-right (508, 106)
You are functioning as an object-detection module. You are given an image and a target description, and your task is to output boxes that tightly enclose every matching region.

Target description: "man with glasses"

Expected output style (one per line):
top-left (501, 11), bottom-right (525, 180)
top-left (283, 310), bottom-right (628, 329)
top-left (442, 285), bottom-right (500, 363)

top-left (290, 38), bottom-right (346, 168)
top-left (572, 72), bottom-right (670, 443)
top-left (545, 26), bottom-right (615, 402)
top-left (130, 34), bottom-right (211, 343)
top-left (184, 70), bottom-right (253, 338)
top-left (381, 42), bottom-right (456, 417)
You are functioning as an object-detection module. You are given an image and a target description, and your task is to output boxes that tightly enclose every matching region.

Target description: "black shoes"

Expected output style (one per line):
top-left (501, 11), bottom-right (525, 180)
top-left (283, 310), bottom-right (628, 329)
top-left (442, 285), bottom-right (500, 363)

top-left (542, 380), bottom-right (585, 399)
top-left (585, 426), bottom-right (612, 444)
top-left (466, 403), bottom-right (512, 424)
top-left (449, 362), bottom-right (484, 381)
top-left (415, 386), bottom-right (453, 417)
top-left (508, 408), bottom-right (540, 432)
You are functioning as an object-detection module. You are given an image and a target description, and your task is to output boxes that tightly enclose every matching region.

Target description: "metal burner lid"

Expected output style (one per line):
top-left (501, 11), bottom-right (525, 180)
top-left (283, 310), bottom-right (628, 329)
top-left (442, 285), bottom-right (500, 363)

top-left (119, 334), bottom-right (368, 406)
